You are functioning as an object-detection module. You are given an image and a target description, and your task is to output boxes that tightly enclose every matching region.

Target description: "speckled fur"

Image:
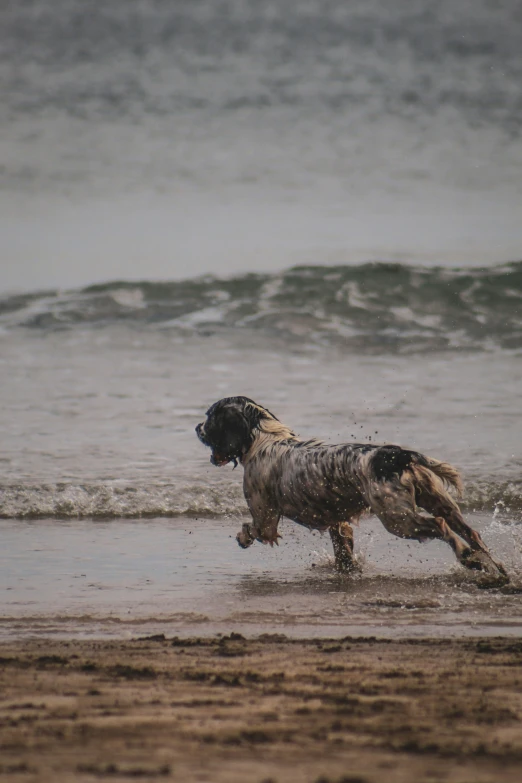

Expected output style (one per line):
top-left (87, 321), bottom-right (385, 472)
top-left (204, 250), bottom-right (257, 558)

top-left (196, 397), bottom-right (508, 583)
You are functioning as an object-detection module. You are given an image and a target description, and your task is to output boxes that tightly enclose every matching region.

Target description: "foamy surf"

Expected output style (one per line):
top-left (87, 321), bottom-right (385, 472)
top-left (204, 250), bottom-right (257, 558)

top-left (1, 478), bottom-right (521, 520)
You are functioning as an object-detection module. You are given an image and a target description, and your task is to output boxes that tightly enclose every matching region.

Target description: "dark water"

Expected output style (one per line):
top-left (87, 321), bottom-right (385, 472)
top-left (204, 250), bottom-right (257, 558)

top-left (2, 261), bottom-right (522, 351)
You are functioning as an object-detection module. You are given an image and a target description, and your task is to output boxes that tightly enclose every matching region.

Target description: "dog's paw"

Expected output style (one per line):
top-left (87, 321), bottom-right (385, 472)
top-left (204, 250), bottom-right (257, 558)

top-left (462, 550), bottom-right (510, 587)
top-left (236, 523), bottom-right (256, 549)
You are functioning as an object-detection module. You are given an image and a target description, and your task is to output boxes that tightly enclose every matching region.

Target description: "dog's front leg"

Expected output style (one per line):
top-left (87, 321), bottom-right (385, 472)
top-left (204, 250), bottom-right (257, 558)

top-left (236, 513), bottom-right (281, 549)
top-left (236, 522), bottom-right (259, 549)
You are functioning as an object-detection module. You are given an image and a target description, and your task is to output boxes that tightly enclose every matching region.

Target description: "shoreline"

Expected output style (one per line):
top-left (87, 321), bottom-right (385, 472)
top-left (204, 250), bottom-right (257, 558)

top-left (1, 635), bottom-right (522, 782)
top-left (4, 615), bottom-right (522, 644)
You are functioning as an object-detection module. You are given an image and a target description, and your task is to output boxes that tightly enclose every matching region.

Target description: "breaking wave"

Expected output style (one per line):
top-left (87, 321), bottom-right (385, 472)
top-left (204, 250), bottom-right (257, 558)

top-left (0, 482), bottom-right (246, 521)
top-left (2, 261), bottom-right (521, 352)
top-left (1, 479), bottom-right (521, 520)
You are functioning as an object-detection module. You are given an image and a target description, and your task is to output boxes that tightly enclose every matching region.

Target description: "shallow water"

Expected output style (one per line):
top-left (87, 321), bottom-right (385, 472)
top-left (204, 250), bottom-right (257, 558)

top-left (1, 325), bottom-right (521, 514)
top-left (2, 513), bottom-right (521, 640)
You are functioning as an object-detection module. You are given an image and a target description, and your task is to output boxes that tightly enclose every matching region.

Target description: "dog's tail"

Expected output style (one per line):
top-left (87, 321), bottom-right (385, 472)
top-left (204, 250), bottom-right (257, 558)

top-left (408, 455), bottom-right (463, 499)
top-left (402, 453), bottom-right (465, 527)
top-left (371, 445), bottom-right (463, 501)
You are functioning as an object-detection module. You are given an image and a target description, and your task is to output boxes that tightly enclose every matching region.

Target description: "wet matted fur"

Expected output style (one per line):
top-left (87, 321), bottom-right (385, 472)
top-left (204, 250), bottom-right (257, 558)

top-left (196, 396), bottom-right (508, 585)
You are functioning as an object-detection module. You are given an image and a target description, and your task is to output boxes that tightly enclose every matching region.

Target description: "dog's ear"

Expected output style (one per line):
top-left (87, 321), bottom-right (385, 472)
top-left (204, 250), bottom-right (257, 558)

top-left (242, 402), bottom-right (264, 432)
top-left (218, 405), bottom-right (253, 450)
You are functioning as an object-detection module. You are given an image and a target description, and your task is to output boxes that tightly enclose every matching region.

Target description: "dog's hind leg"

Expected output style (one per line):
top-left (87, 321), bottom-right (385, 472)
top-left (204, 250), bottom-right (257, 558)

top-left (428, 515), bottom-right (507, 584)
top-left (365, 479), bottom-right (508, 585)
top-left (329, 522), bottom-right (359, 573)
top-left (413, 474), bottom-right (509, 583)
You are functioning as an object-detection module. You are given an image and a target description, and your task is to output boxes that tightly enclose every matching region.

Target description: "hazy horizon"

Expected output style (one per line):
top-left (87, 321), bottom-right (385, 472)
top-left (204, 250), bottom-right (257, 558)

top-left (2, 0), bottom-right (522, 293)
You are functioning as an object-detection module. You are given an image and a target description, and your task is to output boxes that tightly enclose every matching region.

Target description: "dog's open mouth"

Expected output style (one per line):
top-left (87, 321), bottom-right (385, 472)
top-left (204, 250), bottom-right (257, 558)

top-left (210, 452), bottom-right (230, 467)
top-left (210, 452), bottom-right (239, 468)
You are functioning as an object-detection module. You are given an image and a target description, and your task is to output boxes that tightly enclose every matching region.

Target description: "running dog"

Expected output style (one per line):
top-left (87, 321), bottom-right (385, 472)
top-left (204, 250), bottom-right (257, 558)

top-left (196, 396), bottom-right (508, 585)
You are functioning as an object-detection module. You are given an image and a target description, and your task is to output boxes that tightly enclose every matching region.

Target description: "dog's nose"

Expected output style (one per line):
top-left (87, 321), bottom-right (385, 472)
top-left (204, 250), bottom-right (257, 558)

top-left (195, 422), bottom-right (204, 437)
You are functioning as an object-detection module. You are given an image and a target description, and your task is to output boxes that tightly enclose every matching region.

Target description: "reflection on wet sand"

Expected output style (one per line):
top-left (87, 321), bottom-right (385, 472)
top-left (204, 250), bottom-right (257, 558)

top-left (1, 515), bottom-right (521, 640)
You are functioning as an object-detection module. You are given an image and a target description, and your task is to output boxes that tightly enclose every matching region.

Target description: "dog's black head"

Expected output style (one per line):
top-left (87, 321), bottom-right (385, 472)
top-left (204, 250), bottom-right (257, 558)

top-left (196, 396), bottom-right (277, 467)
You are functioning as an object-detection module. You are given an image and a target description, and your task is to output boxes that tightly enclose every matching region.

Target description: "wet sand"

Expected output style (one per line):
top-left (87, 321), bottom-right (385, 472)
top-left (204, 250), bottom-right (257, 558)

top-left (1, 635), bottom-right (522, 782)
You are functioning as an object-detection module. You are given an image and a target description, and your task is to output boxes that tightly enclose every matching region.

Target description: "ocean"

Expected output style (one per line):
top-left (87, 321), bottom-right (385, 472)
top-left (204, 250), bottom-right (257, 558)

top-left (1, 0), bottom-right (521, 639)
top-left (2, 0), bottom-right (522, 289)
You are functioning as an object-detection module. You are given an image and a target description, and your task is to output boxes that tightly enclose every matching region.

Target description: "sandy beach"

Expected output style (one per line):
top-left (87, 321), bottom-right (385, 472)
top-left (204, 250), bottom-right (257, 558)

top-left (1, 634), bottom-right (522, 782)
